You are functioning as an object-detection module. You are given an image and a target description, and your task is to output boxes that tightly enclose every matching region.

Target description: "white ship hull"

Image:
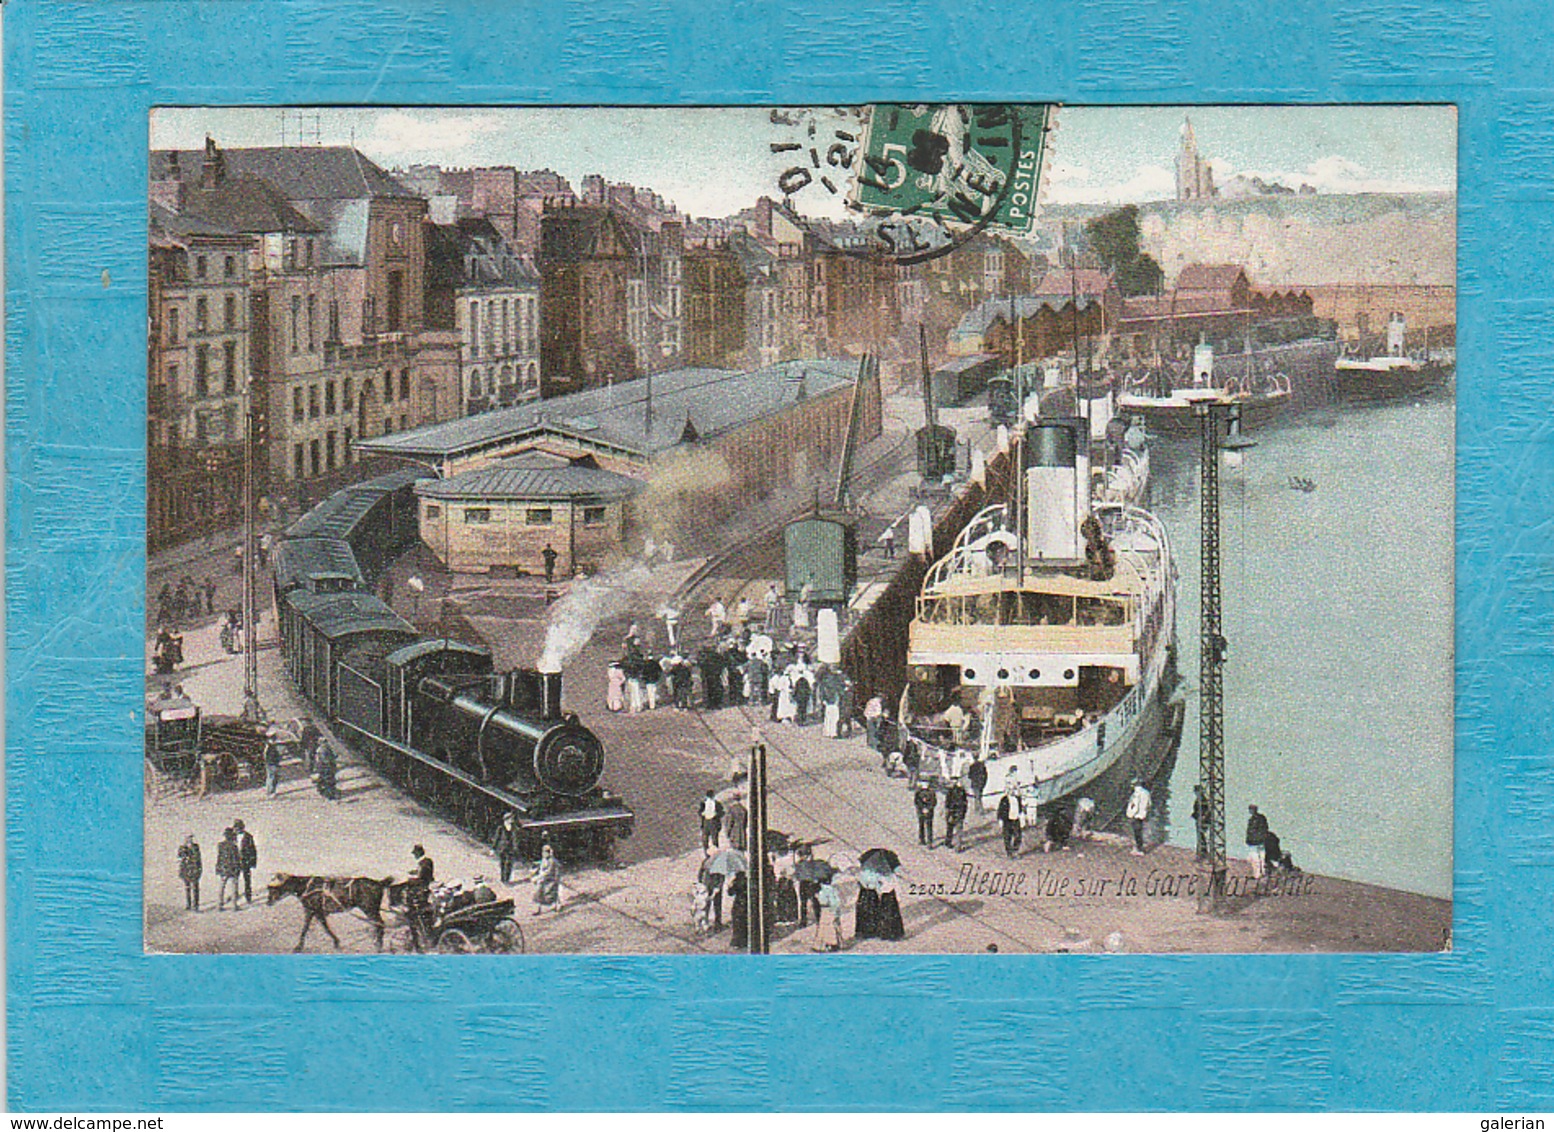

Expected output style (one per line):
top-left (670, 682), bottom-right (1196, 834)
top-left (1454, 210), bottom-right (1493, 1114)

top-left (907, 502), bottom-right (1178, 809)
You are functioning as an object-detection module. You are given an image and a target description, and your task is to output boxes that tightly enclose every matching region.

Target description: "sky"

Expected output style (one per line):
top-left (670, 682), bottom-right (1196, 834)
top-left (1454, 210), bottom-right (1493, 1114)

top-left (150, 105), bottom-right (1456, 217)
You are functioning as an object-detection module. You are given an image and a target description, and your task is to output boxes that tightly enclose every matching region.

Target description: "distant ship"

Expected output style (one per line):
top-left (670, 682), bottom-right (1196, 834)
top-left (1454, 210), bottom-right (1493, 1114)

top-left (903, 415), bottom-right (1178, 809)
top-left (1334, 312), bottom-right (1453, 402)
top-left (1119, 342), bottom-right (1292, 433)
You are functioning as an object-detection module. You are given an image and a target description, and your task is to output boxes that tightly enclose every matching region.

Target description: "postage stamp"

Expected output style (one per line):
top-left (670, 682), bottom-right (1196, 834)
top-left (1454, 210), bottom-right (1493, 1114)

top-left (142, 105), bottom-right (1454, 957)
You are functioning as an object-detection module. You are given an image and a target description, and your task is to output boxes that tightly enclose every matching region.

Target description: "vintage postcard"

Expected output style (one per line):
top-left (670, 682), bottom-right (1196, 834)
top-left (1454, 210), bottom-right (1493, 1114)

top-left (142, 104), bottom-right (1454, 956)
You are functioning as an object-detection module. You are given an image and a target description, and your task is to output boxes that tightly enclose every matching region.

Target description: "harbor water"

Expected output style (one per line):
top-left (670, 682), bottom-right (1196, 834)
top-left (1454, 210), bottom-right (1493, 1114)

top-left (1147, 396), bottom-right (1454, 899)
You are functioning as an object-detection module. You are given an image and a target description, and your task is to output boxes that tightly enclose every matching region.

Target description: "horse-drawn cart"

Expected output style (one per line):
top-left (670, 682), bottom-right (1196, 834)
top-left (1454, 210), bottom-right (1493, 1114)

top-left (145, 690), bottom-right (267, 797)
top-left (387, 886), bottom-right (526, 954)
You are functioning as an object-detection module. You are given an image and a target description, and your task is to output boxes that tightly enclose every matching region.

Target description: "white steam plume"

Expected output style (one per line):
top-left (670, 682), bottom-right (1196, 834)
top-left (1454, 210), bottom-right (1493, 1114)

top-left (537, 561), bottom-right (655, 673)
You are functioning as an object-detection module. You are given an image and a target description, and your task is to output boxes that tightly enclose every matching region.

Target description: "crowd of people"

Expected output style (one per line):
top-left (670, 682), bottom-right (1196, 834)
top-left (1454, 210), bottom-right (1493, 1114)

top-left (175, 818), bottom-right (259, 913)
top-left (606, 599), bottom-right (856, 736)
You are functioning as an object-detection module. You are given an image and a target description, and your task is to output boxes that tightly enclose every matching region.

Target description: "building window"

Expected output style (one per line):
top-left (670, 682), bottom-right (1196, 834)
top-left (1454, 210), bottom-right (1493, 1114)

top-left (223, 404), bottom-right (237, 442)
top-left (224, 294), bottom-right (236, 329)
top-left (399, 369), bottom-right (410, 401)
top-left (325, 380), bottom-right (336, 417)
top-left (292, 387), bottom-right (304, 423)
top-left (326, 431), bottom-right (337, 471)
top-left (166, 362), bottom-right (179, 397)
top-left (195, 414), bottom-right (208, 443)
top-left (525, 507), bottom-right (553, 526)
top-left (425, 504), bottom-right (441, 521)
top-left (383, 416), bottom-right (392, 436)
top-left (167, 307), bottom-right (180, 344)
top-left (463, 508), bottom-right (492, 524)
top-left (469, 302), bottom-right (480, 357)
top-left (343, 426), bottom-right (353, 460)
top-left (290, 295), bottom-right (302, 354)
top-left (223, 341), bottom-right (237, 393)
top-left (195, 345), bottom-right (209, 397)
top-left (328, 300), bottom-right (340, 344)
top-left (343, 377), bottom-right (353, 410)
top-left (386, 270), bottom-right (404, 332)
top-left (195, 255), bottom-right (207, 279)
top-left (383, 371), bottom-right (393, 401)
top-left (485, 299), bottom-right (495, 356)
top-left (309, 439), bottom-right (320, 477)
top-left (307, 294), bottom-right (317, 352)
top-left (400, 414), bottom-right (408, 432)
top-left (582, 505), bottom-right (607, 527)
top-left (469, 369), bottom-right (482, 399)
top-left (293, 444), bottom-right (304, 479)
top-left (195, 297), bottom-right (208, 331)
top-left (224, 255), bottom-right (236, 279)
top-left (309, 385), bottom-right (320, 420)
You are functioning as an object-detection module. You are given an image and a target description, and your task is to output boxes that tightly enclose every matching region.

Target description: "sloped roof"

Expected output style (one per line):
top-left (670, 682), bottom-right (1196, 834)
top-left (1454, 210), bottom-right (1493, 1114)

top-left (953, 294), bottom-right (1095, 339)
top-left (540, 205), bottom-right (634, 263)
top-left (1032, 268), bottom-right (1113, 297)
top-left (1119, 294), bottom-right (1252, 321)
top-left (1175, 264), bottom-right (1248, 291)
top-left (154, 146), bottom-right (416, 202)
top-left (285, 468), bottom-right (428, 539)
top-left (271, 537), bottom-right (365, 592)
top-left (149, 201), bottom-right (240, 243)
top-left (416, 451), bottom-right (643, 502)
top-left (181, 174), bottom-right (321, 235)
top-left (358, 358), bottom-right (862, 463)
top-left (283, 590), bottom-right (417, 641)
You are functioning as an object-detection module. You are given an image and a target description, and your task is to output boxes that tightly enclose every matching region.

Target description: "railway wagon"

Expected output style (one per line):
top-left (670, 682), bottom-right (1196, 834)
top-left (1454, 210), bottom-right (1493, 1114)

top-left (784, 513), bottom-right (857, 606)
top-left (285, 467), bottom-right (425, 581)
top-left (931, 352), bottom-right (1000, 407)
top-left (281, 589), bottom-right (419, 720)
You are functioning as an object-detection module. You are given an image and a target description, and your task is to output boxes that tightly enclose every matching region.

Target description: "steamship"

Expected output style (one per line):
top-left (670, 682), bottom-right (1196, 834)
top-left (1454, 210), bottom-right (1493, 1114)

top-left (1333, 313), bottom-right (1452, 402)
top-left (904, 416), bottom-right (1178, 808)
top-left (1118, 342), bottom-right (1292, 433)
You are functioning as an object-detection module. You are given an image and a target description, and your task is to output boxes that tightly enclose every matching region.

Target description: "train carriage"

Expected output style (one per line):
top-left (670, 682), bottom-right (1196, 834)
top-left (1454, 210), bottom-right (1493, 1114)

top-left (284, 590), bottom-right (418, 719)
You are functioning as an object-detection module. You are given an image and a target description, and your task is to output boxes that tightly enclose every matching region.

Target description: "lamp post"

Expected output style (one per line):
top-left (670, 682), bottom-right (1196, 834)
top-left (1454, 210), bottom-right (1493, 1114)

top-left (1194, 398), bottom-right (1253, 911)
top-left (241, 390), bottom-right (263, 723)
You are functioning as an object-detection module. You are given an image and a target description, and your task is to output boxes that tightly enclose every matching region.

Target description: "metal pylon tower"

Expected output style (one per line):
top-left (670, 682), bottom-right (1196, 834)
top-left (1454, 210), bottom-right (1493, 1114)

top-left (1197, 402), bottom-right (1227, 908)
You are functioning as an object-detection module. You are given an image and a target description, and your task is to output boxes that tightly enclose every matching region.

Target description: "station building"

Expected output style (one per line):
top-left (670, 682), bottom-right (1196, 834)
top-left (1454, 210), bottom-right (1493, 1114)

top-left (356, 357), bottom-right (881, 573)
top-left (414, 451), bottom-right (641, 576)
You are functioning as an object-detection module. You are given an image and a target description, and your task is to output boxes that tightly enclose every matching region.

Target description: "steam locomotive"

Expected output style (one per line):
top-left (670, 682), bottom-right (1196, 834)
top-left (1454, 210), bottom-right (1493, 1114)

top-left (272, 469), bottom-right (633, 857)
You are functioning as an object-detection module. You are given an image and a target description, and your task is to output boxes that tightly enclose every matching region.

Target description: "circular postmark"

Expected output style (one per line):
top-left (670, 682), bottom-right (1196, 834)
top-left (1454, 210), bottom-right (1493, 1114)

top-left (767, 103), bottom-right (1051, 264)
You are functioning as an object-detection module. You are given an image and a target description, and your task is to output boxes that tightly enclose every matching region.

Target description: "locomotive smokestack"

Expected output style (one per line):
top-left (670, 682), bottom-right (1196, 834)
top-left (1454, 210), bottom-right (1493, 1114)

top-left (540, 669), bottom-right (563, 720)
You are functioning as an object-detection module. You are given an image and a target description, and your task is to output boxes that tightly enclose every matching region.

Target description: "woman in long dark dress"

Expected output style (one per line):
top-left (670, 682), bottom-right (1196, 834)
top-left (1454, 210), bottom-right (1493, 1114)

top-left (728, 871), bottom-right (748, 949)
top-left (854, 886), bottom-right (881, 940)
top-left (876, 877), bottom-right (906, 941)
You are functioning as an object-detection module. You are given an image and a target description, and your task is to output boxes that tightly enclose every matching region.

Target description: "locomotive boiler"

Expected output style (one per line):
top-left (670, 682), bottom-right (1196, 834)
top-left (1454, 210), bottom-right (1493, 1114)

top-left (411, 669), bottom-right (605, 799)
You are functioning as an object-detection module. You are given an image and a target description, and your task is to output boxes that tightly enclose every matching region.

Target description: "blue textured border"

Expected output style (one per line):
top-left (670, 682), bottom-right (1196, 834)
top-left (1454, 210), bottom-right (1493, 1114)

top-left (5, 0), bottom-right (1543, 1112)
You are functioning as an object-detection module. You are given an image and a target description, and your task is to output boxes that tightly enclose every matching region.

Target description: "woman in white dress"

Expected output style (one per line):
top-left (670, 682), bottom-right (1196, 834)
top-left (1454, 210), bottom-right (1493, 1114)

top-left (773, 670), bottom-right (796, 723)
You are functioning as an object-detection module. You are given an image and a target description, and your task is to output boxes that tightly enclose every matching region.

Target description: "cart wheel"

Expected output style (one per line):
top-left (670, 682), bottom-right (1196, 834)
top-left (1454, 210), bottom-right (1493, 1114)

top-left (488, 918), bottom-right (525, 954)
top-left (386, 927), bottom-right (416, 954)
top-left (437, 928), bottom-right (472, 954)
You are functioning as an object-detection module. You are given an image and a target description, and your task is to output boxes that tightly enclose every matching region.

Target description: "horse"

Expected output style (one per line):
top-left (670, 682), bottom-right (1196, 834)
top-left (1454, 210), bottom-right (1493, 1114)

top-left (267, 873), bottom-right (395, 952)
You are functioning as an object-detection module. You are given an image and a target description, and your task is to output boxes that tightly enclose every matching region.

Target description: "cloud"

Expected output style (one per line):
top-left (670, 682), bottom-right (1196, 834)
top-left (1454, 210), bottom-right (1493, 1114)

top-left (1045, 162), bottom-right (1175, 205)
top-left (1048, 160), bottom-right (1092, 184)
top-left (1219, 155), bottom-right (1449, 195)
top-left (360, 110), bottom-right (506, 161)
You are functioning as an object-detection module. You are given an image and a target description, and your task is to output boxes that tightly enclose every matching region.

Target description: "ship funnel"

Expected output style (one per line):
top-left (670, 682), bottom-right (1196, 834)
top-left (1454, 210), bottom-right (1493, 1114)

top-left (1387, 312), bottom-right (1406, 355)
top-left (1193, 342), bottom-right (1214, 386)
top-left (1024, 417), bottom-right (1089, 563)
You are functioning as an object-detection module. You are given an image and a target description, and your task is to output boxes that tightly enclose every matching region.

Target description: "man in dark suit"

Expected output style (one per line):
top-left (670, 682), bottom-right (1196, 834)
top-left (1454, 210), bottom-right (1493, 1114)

top-left (492, 812), bottom-right (520, 884)
top-left (914, 781), bottom-right (938, 848)
top-left (943, 780), bottom-right (969, 850)
top-left (233, 819), bottom-right (258, 905)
